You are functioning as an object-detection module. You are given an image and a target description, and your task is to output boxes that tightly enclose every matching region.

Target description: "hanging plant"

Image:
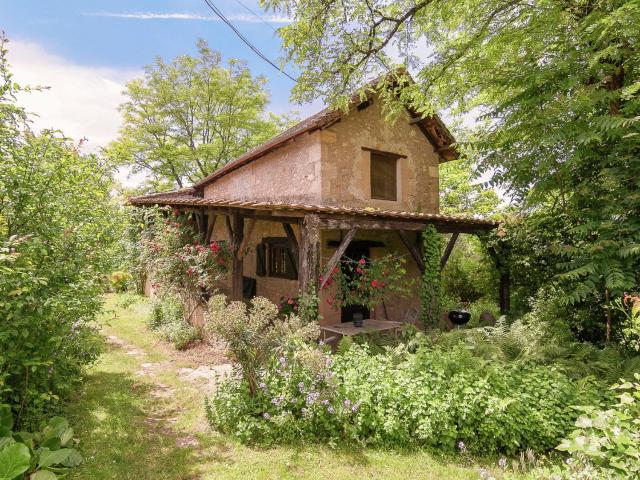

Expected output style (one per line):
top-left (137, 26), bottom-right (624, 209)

top-left (328, 254), bottom-right (411, 313)
top-left (420, 224), bottom-right (442, 330)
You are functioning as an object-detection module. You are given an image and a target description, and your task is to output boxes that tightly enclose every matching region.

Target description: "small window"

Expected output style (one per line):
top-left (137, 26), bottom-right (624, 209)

top-left (259, 238), bottom-right (298, 280)
top-left (370, 151), bottom-right (398, 201)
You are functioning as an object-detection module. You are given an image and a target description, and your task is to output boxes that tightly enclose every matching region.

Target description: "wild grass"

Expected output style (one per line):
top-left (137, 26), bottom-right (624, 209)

top-left (66, 294), bottom-right (511, 479)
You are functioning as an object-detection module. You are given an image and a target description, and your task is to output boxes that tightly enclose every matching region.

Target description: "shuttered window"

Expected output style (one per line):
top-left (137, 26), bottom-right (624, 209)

top-left (257, 238), bottom-right (298, 280)
top-left (370, 151), bottom-right (398, 201)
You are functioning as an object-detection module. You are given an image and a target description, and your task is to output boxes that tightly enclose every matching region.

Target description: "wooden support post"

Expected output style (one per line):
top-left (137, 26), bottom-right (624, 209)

top-left (225, 215), bottom-right (234, 243)
top-left (440, 232), bottom-right (459, 270)
top-left (397, 230), bottom-right (424, 273)
top-left (499, 271), bottom-right (510, 315)
top-left (320, 228), bottom-right (357, 290)
top-left (230, 213), bottom-right (244, 301)
top-left (236, 219), bottom-right (256, 260)
top-left (205, 210), bottom-right (216, 244)
top-left (282, 223), bottom-right (299, 261)
top-left (299, 214), bottom-right (320, 294)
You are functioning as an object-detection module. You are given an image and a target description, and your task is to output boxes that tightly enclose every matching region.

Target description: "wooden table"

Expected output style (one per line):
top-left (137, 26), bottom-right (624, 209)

top-left (320, 319), bottom-right (403, 340)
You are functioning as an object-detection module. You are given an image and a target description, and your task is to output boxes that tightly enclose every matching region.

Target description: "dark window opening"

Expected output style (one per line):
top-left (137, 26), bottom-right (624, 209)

top-left (258, 237), bottom-right (298, 280)
top-left (370, 151), bottom-right (398, 201)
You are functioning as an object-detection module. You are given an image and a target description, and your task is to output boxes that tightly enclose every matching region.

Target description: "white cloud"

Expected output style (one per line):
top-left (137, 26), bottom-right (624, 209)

top-left (6, 39), bottom-right (145, 186)
top-left (87, 11), bottom-right (291, 24)
top-left (7, 39), bottom-right (137, 150)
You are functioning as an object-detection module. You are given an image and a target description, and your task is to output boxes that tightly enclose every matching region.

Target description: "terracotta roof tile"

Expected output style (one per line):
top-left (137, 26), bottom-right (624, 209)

top-left (128, 191), bottom-right (497, 230)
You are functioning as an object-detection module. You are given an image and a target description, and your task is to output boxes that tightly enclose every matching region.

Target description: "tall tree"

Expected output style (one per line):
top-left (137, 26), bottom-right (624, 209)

top-left (108, 40), bottom-right (291, 190)
top-left (266, 0), bottom-right (640, 312)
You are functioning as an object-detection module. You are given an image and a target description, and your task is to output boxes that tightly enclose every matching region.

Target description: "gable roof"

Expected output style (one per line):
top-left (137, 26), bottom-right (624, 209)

top-left (193, 86), bottom-right (458, 191)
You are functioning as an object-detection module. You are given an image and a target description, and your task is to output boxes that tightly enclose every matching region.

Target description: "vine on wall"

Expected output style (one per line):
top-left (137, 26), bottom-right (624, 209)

top-left (420, 225), bottom-right (442, 329)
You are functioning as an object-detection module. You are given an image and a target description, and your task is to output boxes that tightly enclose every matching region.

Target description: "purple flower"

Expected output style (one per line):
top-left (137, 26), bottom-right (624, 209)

top-left (259, 382), bottom-right (267, 390)
top-left (351, 401), bottom-right (361, 413)
top-left (343, 399), bottom-right (351, 407)
top-left (301, 407), bottom-right (308, 414)
top-left (305, 391), bottom-right (320, 405)
top-left (321, 399), bottom-right (329, 405)
top-left (325, 357), bottom-right (333, 367)
top-left (458, 441), bottom-right (466, 453)
top-left (498, 458), bottom-right (507, 469)
top-left (298, 382), bottom-right (305, 392)
top-left (271, 395), bottom-right (285, 406)
top-left (327, 406), bottom-right (335, 414)
top-left (263, 412), bottom-right (270, 420)
top-left (278, 356), bottom-right (286, 366)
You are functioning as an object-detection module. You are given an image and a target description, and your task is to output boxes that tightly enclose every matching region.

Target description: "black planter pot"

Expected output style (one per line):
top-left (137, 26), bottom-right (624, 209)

top-left (448, 310), bottom-right (471, 326)
top-left (353, 312), bottom-right (364, 328)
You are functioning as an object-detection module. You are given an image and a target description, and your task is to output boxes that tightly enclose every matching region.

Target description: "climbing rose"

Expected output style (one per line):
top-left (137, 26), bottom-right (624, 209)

top-left (371, 280), bottom-right (378, 287)
top-left (358, 258), bottom-right (366, 266)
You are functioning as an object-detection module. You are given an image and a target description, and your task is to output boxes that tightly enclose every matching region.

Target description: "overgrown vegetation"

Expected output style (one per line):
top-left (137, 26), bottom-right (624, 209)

top-left (420, 225), bottom-right (442, 329)
top-left (0, 34), bottom-right (118, 429)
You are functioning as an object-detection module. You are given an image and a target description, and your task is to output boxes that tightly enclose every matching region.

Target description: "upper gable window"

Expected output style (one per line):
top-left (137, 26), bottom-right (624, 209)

top-left (370, 150), bottom-right (400, 201)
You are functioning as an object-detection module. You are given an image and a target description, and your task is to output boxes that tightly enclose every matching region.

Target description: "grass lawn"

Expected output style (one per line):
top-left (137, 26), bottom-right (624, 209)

top-left (66, 294), bottom-right (511, 480)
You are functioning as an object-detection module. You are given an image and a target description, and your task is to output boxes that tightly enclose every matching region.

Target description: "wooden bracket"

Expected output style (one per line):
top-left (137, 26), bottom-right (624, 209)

top-left (440, 232), bottom-right (459, 270)
top-left (236, 219), bottom-right (256, 260)
top-left (205, 210), bottom-right (217, 244)
top-left (320, 228), bottom-right (357, 290)
top-left (397, 230), bottom-right (424, 273)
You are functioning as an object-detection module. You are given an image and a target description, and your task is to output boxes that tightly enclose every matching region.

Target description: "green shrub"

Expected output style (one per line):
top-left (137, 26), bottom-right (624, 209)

top-left (0, 405), bottom-right (82, 479)
top-left (148, 293), bottom-right (199, 350)
top-left (108, 271), bottom-right (133, 293)
top-left (158, 320), bottom-right (200, 351)
top-left (205, 295), bottom-right (319, 396)
top-left (207, 341), bottom-right (602, 454)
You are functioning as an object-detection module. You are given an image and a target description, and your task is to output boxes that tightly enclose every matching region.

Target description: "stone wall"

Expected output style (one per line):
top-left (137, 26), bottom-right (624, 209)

top-left (203, 131), bottom-right (323, 204)
top-left (320, 97), bottom-right (440, 213)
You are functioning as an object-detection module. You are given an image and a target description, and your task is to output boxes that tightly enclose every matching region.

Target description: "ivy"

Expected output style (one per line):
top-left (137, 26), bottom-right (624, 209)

top-left (420, 225), bottom-right (442, 330)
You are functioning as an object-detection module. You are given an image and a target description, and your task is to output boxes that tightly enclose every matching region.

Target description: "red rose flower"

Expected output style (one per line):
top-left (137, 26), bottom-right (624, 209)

top-left (359, 258), bottom-right (366, 266)
top-left (356, 267), bottom-right (363, 274)
top-left (371, 280), bottom-right (378, 287)
top-left (287, 298), bottom-right (294, 305)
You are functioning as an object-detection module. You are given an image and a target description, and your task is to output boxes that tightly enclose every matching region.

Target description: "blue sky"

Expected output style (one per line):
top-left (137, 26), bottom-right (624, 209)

top-left (3, 0), bottom-right (316, 161)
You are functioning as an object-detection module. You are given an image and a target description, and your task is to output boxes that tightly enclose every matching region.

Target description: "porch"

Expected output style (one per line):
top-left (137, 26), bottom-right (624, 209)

top-left (130, 193), bottom-right (502, 328)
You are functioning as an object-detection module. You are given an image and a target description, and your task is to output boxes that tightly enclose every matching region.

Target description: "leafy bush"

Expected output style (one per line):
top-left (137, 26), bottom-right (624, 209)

top-left (108, 271), bottom-right (133, 293)
top-left (205, 295), bottom-right (319, 396)
top-left (0, 405), bottom-right (82, 479)
top-left (148, 294), bottom-right (199, 350)
top-left (207, 341), bottom-right (602, 454)
top-left (1, 37), bottom-right (118, 427)
top-left (556, 374), bottom-right (640, 478)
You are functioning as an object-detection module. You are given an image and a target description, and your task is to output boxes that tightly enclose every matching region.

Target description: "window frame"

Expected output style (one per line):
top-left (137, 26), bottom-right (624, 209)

top-left (262, 237), bottom-right (298, 280)
top-left (366, 148), bottom-right (404, 201)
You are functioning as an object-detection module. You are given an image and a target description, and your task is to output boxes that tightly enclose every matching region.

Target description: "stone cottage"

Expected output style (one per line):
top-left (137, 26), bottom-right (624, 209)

top-left (130, 92), bottom-right (499, 329)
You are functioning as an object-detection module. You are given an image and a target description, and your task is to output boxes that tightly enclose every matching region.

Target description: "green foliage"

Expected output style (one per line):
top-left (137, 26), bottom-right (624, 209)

top-left (556, 375), bottom-right (640, 478)
top-left (529, 374), bottom-right (640, 480)
top-left (205, 295), bottom-right (319, 396)
top-left (0, 35), bottom-right (116, 426)
top-left (108, 271), bottom-right (133, 293)
top-left (148, 293), bottom-right (199, 350)
top-left (106, 39), bottom-right (293, 190)
top-left (442, 235), bottom-right (498, 305)
top-left (330, 254), bottom-right (410, 312)
top-left (207, 341), bottom-right (602, 454)
top-left (439, 158), bottom-right (501, 217)
top-left (420, 225), bottom-right (442, 329)
top-left (612, 293), bottom-right (640, 351)
top-left (141, 207), bottom-right (230, 305)
top-left (0, 409), bottom-right (82, 479)
top-left (267, 0), bottom-right (640, 340)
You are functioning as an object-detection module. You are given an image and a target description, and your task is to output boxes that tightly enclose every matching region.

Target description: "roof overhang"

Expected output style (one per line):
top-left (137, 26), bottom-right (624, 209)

top-left (129, 191), bottom-right (497, 235)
